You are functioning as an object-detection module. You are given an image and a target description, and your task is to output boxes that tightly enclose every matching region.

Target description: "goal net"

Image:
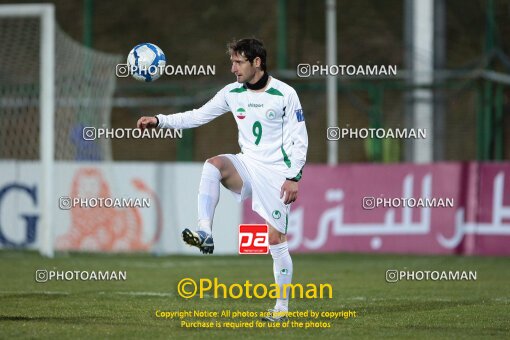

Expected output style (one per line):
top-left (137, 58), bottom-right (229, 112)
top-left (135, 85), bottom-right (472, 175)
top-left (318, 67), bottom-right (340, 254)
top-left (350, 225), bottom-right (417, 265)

top-left (0, 4), bottom-right (121, 256)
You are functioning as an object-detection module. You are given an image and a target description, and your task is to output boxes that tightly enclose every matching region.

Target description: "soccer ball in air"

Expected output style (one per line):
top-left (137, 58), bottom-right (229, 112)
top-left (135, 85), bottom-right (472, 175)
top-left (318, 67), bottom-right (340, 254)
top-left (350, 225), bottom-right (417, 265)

top-left (127, 43), bottom-right (166, 82)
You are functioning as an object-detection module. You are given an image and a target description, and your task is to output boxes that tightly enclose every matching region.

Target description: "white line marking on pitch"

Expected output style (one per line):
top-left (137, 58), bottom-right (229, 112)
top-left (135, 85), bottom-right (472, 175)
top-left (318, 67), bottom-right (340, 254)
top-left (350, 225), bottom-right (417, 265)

top-left (0, 291), bottom-right (70, 295)
top-left (98, 291), bottom-right (174, 297)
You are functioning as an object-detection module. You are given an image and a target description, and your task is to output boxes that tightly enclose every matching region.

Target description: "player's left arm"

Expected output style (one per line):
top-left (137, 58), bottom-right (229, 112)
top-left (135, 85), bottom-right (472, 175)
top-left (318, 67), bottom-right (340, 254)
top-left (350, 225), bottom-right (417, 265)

top-left (280, 90), bottom-right (308, 204)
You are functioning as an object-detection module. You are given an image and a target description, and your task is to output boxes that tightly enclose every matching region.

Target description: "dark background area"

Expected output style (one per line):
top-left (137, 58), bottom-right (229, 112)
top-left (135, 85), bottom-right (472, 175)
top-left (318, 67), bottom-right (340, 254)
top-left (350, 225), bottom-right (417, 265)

top-left (3, 0), bottom-right (510, 163)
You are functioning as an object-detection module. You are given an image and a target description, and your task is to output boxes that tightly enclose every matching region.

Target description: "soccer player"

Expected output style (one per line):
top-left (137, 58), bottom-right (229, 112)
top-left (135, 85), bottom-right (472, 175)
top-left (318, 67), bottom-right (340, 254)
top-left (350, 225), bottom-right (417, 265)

top-left (137, 38), bottom-right (308, 321)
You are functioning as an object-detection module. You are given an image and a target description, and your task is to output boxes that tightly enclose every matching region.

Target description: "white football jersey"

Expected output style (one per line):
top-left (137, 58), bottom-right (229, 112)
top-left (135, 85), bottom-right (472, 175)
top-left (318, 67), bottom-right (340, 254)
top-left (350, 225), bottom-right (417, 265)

top-left (156, 77), bottom-right (308, 180)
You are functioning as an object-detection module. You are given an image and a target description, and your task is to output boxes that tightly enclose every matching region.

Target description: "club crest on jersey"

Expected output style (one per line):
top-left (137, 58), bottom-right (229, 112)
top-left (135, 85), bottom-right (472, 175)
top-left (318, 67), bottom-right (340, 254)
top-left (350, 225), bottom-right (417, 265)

top-left (236, 107), bottom-right (246, 119)
top-left (266, 109), bottom-right (276, 120)
top-left (272, 210), bottom-right (281, 219)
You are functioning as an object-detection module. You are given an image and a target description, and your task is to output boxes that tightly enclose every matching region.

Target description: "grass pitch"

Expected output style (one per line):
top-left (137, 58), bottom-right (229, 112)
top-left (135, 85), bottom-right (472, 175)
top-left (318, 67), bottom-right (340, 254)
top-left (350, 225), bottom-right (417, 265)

top-left (0, 250), bottom-right (508, 339)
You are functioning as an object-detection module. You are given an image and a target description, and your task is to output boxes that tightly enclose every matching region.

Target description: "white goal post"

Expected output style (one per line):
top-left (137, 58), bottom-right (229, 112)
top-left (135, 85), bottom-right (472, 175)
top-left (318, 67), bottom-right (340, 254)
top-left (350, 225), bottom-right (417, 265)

top-left (0, 4), bottom-right (120, 257)
top-left (0, 4), bottom-right (55, 257)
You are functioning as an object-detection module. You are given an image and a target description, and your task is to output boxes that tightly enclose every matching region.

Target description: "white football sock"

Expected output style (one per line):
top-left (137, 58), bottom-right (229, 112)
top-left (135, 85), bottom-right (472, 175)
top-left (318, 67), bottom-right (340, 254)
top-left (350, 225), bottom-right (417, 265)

top-left (197, 162), bottom-right (222, 235)
top-left (269, 241), bottom-right (293, 312)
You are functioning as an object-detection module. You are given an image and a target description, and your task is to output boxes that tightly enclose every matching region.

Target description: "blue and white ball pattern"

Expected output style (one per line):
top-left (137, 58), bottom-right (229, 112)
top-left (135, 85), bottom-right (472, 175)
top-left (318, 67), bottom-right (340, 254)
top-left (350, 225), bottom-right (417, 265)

top-left (127, 43), bottom-right (166, 82)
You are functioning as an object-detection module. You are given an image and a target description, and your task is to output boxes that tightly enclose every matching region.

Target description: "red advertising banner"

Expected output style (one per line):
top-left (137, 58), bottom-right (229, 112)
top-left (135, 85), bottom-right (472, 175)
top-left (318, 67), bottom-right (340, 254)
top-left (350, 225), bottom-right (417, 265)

top-left (238, 224), bottom-right (269, 254)
top-left (242, 162), bottom-right (510, 256)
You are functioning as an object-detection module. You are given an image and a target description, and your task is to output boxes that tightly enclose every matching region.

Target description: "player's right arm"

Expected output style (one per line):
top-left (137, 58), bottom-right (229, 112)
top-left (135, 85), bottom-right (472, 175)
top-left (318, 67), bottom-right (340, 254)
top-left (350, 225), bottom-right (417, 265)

top-left (137, 87), bottom-right (229, 130)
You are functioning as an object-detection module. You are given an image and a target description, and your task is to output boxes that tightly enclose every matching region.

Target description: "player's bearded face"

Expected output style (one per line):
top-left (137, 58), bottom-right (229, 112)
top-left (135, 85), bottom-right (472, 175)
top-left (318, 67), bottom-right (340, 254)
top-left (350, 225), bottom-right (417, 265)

top-left (230, 53), bottom-right (256, 83)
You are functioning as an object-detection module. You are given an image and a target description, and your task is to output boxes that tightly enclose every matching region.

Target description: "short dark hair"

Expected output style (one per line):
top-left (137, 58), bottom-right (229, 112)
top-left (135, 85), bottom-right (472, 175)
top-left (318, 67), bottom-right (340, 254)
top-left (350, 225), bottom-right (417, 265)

top-left (227, 38), bottom-right (267, 71)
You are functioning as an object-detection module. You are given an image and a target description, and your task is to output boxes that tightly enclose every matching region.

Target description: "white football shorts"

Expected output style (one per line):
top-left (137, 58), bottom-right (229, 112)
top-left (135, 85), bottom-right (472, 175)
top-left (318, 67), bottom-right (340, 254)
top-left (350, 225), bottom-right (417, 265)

top-left (221, 153), bottom-right (290, 234)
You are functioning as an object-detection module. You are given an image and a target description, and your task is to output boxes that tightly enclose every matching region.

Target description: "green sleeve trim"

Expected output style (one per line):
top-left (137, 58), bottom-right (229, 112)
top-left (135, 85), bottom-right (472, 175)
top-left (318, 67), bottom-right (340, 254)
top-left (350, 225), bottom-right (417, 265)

top-left (230, 86), bottom-right (247, 93)
top-left (265, 87), bottom-right (284, 96)
top-left (281, 146), bottom-right (291, 168)
top-left (287, 169), bottom-right (303, 182)
top-left (294, 170), bottom-right (302, 181)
